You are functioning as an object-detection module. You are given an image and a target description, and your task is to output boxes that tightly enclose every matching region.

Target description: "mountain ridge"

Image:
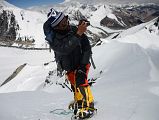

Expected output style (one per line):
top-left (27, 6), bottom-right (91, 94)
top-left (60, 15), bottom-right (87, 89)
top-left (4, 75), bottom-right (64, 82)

top-left (0, 1), bottom-right (159, 48)
top-left (63, 0), bottom-right (159, 5)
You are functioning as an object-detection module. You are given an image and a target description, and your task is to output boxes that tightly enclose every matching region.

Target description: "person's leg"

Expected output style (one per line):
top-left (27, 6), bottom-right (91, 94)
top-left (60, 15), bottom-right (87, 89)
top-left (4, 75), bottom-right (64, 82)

top-left (66, 71), bottom-right (83, 115)
top-left (66, 70), bottom-right (89, 103)
top-left (75, 64), bottom-right (95, 118)
top-left (66, 71), bottom-right (76, 99)
top-left (66, 65), bottom-right (95, 117)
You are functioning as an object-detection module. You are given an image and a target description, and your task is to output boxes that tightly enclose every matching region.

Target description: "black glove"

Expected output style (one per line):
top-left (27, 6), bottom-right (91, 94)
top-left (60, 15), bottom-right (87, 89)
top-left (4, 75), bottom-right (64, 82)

top-left (76, 65), bottom-right (87, 87)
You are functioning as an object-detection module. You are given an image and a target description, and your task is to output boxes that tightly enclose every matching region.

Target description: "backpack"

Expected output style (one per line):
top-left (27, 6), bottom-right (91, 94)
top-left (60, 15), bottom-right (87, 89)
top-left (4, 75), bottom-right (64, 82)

top-left (43, 19), bottom-right (55, 43)
top-left (43, 20), bottom-right (64, 77)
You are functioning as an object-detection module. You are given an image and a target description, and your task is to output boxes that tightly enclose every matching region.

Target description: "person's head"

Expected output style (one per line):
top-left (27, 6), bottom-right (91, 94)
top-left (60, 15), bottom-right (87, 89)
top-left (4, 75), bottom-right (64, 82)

top-left (47, 8), bottom-right (69, 31)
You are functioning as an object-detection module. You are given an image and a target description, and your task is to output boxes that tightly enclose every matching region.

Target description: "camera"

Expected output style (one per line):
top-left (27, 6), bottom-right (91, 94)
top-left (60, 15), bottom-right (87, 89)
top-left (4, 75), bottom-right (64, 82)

top-left (78, 19), bottom-right (90, 26)
top-left (85, 21), bottom-right (90, 26)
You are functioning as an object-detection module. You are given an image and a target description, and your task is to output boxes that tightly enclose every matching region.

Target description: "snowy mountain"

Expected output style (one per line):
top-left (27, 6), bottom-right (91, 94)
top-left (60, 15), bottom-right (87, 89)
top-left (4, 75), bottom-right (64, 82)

top-left (62, 0), bottom-right (159, 5)
top-left (0, 13), bottom-right (159, 120)
top-left (0, 0), bottom-right (48, 48)
top-left (1, 0), bottom-right (159, 48)
top-left (0, 0), bottom-right (16, 8)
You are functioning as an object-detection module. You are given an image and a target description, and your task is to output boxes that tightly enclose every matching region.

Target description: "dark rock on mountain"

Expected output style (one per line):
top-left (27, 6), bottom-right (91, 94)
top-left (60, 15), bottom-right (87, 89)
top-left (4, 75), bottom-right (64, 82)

top-left (0, 10), bottom-right (19, 45)
top-left (100, 4), bottom-right (159, 29)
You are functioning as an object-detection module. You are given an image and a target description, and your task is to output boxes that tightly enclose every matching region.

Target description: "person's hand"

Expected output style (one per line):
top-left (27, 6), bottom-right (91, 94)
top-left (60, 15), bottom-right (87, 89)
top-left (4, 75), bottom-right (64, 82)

top-left (76, 21), bottom-right (87, 36)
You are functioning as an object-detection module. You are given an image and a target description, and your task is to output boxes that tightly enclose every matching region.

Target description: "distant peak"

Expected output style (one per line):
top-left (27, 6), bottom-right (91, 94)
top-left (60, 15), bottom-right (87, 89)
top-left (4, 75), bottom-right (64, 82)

top-left (0, 0), bottom-right (17, 8)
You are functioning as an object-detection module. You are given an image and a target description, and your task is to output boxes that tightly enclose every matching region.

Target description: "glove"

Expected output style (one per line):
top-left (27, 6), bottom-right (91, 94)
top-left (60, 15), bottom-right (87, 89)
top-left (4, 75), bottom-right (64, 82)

top-left (76, 65), bottom-right (87, 87)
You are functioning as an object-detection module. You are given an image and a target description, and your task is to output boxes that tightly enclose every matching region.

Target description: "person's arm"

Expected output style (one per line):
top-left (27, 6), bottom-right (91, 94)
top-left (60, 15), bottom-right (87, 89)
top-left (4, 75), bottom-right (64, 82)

top-left (50, 22), bottom-right (88, 55)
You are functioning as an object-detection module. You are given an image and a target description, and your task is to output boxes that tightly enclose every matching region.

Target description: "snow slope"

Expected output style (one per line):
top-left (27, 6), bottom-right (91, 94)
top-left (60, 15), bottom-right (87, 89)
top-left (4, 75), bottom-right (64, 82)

top-left (0, 47), bottom-right (54, 85)
top-left (116, 18), bottom-right (159, 49)
top-left (1, 1), bottom-right (47, 48)
top-left (0, 17), bottom-right (159, 120)
top-left (1, 40), bottom-right (159, 120)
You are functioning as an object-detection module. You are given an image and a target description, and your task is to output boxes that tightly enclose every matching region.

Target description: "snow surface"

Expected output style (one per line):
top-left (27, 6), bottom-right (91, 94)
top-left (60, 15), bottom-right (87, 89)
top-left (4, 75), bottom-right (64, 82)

top-left (0, 47), bottom-right (54, 85)
top-left (116, 18), bottom-right (159, 49)
top-left (0, 19), bottom-right (159, 120)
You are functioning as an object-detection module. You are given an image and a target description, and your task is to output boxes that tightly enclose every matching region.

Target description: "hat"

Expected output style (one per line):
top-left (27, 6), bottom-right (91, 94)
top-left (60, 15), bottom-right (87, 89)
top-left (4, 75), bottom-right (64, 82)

top-left (47, 8), bottom-right (65, 28)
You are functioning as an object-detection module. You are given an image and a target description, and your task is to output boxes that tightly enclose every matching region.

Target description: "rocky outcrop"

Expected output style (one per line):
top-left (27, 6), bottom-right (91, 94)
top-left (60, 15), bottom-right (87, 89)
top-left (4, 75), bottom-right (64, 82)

top-left (0, 10), bottom-right (19, 45)
top-left (71, 10), bottom-right (86, 21)
top-left (101, 4), bottom-right (159, 29)
top-left (1, 63), bottom-right (27, 86)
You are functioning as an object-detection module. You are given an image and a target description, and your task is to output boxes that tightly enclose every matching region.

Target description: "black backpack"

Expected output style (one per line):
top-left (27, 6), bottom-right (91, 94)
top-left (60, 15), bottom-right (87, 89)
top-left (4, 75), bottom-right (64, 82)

top-left (43, 20), bottom-right (64, 77)
top-left (43, 19), bottom-right (55, 43)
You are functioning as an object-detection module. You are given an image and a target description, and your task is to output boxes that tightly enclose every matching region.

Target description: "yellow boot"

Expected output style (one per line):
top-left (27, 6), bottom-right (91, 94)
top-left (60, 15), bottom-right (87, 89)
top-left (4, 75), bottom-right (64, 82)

top-left (73, 85), bottom-right (95, 116)
top-left (74, 85), bottom-right (96, 119)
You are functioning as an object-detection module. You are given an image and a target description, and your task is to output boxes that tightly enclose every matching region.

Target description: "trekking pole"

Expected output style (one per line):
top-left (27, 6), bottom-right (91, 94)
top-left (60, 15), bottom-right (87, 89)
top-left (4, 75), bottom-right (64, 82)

top-left (63, 83), bottom-right (73, 92)
top-left (90, 56), bottom-right (96, 69)
top-left (44, 60), bottom-right (55, 66)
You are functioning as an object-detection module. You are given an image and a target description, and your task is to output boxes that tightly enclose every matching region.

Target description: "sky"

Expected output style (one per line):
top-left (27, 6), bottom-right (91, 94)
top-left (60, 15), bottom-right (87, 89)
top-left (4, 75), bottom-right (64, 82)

top-left (6, 0), bottom-right (64, 8)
